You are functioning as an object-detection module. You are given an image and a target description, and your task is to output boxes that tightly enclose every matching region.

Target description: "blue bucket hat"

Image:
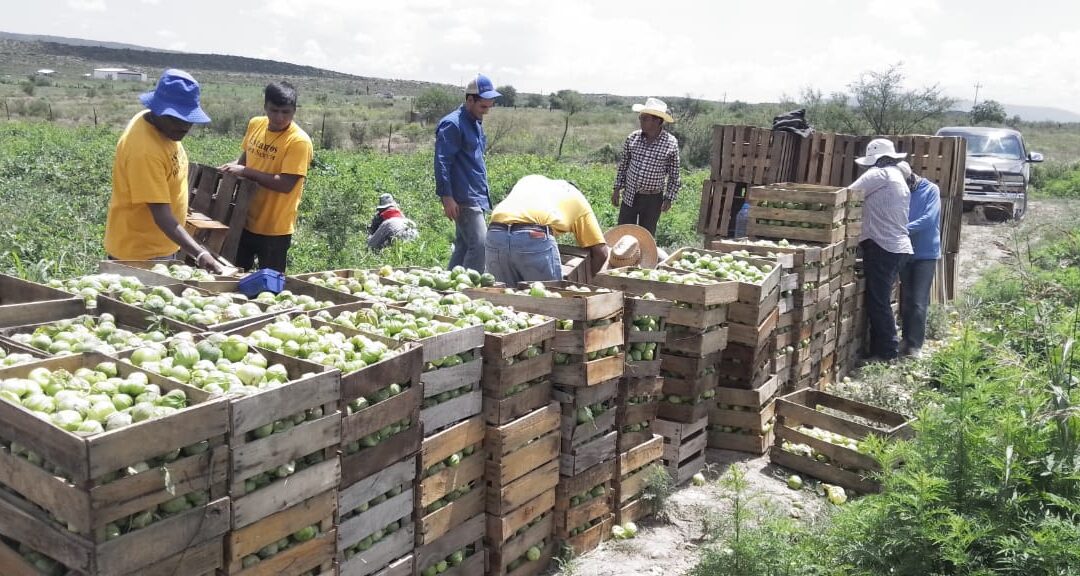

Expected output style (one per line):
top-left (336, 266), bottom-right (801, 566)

top-left (139, 69), bottom-right (211, 124)
top-left (465, 73), bottom-right (501, 100)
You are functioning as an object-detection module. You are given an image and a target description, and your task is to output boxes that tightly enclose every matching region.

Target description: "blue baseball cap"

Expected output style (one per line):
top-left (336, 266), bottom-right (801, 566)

top-left (465, 73), bottom-right (501, 100)
top-left (139, 69), bottom-right (211, 124)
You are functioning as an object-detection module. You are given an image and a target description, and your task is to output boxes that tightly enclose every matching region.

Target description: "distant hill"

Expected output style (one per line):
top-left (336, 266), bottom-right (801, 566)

top-left (950, 100), bottom-right (1080, 124)
top-left (0, 31), bottom-right (172, 52)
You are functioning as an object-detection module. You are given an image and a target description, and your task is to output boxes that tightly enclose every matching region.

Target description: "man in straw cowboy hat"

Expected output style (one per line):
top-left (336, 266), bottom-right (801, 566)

top-left (850, 138), bottom-right (914, 362)
top-left (612, 97), bottom-right (681, 236)
top-left (486, 175), bottom-right (610, 285)
top-left (104, 69), bottom-right (224, 274)
top-left (604, 224), bottom-right (659, 270)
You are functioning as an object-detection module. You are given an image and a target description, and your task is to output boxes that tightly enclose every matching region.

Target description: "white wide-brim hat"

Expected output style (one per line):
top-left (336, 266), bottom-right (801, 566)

top-left (604, 224), bottom-right (659, 269)
top-left (855, 138), bottom-right (907, 166)
top-left (631, 97), bottom-right (674, 123)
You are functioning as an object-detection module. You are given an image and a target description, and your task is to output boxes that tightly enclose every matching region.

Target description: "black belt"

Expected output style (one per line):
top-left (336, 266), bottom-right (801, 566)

top-left (489, 222), bottom-right (551, 234)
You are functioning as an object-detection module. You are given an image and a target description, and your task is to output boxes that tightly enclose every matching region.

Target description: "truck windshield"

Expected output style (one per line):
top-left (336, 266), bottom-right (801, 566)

top-left (939, 131), bottom-right (1024, 159)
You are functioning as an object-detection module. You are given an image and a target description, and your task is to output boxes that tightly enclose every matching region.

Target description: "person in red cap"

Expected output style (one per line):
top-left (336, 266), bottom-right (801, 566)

top-left (104, 69), bottom-right (224, 274)
top-left (434, 73), bottom-right (500, 273)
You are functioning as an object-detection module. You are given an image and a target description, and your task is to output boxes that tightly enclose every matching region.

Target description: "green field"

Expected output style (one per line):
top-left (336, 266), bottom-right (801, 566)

top-left (0, 121), bottom-right (707, 280)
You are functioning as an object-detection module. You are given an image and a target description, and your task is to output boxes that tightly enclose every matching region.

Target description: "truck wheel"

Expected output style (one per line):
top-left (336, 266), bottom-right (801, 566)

top-left (1012, 193), bottom-right (1027, 221)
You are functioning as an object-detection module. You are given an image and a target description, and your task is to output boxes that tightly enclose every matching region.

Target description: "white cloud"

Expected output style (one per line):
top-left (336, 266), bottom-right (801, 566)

top-left (443, 26), bottom-right (482, 46)
top-left (140, 0), bottom-right (160, 4)
top-left (67, 0), bottom-right (106, 11)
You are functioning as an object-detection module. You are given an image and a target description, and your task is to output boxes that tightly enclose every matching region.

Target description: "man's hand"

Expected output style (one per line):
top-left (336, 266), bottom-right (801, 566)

top-left (195, 252), bottom-right (225, 275)
top-left (611, 189), bottom-right (621, 207)
top-left (661, 200), bottom-right (672, 213)
top-left (441, 196), bottom-right (459, 221)
top-left (219, 162), bottom-right (246, 177)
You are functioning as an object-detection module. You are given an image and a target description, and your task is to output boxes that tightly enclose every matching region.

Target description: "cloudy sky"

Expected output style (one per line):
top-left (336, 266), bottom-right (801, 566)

top-left (7, 0), bottom-right (1079, 111)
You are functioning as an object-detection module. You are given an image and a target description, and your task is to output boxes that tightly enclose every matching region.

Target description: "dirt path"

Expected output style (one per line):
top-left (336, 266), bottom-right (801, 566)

top-left (548, 199), bottom-right (1080, 576)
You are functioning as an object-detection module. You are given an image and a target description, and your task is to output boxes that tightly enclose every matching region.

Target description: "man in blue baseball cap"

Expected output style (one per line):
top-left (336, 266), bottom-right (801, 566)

top-left (434, 73), bottom-right (501, 274)
top-left (104, 69), bottom-right (224, 273)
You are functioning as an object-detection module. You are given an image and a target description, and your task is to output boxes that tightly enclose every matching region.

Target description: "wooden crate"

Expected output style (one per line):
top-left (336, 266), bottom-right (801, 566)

top-left (623, 296), bottom-right (670, 378)
top-left (727, 307), bottom-right (779, 349)
top-left (554, 380), bottom-right (618, 476)
top-left (772, 388), bottom-right (914, 493)
top-left (653, 417), bottom-right (708, 485)
top-left (665, 325), bottom-right (728, 358)
top-left (486, 495), bottom-right (554, 576)
top-left (96, 284), bottom-right (275, 334)
top-left (0, 297), bottom-right (161, 358)
top-left (593, 268), bottom-right (738, 307)
top-left (223, 490), bottom-right (336, 576)
top-left (421, 356), bottom-right (483, 434)
top-left (660, 351), bottom-right (719, 380)
top-left (707, 427), bottom-right (775, 455)
top-left (484, 403), bottom-right (561, 517)
top-left (187, 163), bottom-right (257, 263)
top-left (0, 274), bottom-right (83, 328)
top-left (551, 352), bottom-right (624, 388)
top-left (716, 343), bottom-right (774, 391)
top-left (0, 355), bottom-right (230, 575)
top-left (554, 460), bottom-right (614, 538)
top-left (481, 320), bottom-right (556, 425)
top-left (709, 398), bottom-right (776, 436)
top-left (97, 260), bottom-right (240, 290)
top-left (615, 434), bottom-right (664, 512)
top-left (560, 514), bottom-right (612, 558)
top-left (464, 284), bottom-right (623, 325)
top-left (417, 417), bottom-right (486, 546)
top-left (616, 376), bottom-right (663, 452)
top-left (414, 512), bottom-right (485, 576)
top-left (668, 302), bottom-right (727, 330)
top-left (223, 355), bottom-right (342, 530)
top-left (337, 458), bottom-right (416, 576)
top-left (661, 248), bottom-right (782, 306)
top-left (727, 287), bottom-right (780, 326)
top-left (340, 345), bottom-right (424, 487)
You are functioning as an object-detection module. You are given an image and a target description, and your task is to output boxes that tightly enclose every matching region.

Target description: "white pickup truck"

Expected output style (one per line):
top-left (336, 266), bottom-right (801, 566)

top-left (935, 126), bottom-right (1044, 220)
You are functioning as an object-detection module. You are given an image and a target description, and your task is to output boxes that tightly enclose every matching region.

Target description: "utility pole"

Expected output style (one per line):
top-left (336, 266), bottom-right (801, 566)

top-left (972, 82), bottom-right (983, 108)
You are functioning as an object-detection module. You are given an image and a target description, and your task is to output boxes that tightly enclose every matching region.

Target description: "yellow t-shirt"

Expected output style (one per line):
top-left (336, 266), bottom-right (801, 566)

top-left (242, 117), bottom-right (313, 235)
top-left (104, 111), bottom-right (189, 260)
top-left (490, 175), bottom-right (606, 247)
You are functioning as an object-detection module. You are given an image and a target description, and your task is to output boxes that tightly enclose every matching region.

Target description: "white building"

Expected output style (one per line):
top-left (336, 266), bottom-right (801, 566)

top-left (35, 69), bottom-right (56, 76)
top-left (92, 68), bottom-right (146, 81)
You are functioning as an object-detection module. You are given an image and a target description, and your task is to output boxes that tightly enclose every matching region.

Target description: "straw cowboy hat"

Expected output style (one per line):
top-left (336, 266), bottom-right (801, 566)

top-left (632, 97), bottom-right (674, 123)
top-left (604, 224), bottom-right (659, 269)
top-left (855, 138), bottom-right (907, 166)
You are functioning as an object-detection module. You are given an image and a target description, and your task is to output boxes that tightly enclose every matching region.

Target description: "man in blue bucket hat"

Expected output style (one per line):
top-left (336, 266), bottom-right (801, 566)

top-left (104, 69), bottom-right (224, 274)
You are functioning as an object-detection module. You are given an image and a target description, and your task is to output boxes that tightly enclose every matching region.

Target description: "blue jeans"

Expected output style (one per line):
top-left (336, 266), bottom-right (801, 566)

top-left (448, 205), bottom-right (487, 273)
top-left (485, 227), bottom-right (562, 286)
top-left (860, 239), bottom-right (909, 359)
top-left (900, 258), bottom-right (937, 352)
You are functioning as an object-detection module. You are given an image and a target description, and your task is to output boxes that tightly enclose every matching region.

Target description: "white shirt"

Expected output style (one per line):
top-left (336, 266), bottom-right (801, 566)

top-left (850, 165), bottom-right (913, 254)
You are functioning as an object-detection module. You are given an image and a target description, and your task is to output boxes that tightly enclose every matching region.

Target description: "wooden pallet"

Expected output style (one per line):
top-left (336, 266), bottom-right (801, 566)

top-left (653, 417), bottom-right (708, 485)
top-left (484, 403), bottom-right (561, 517)
top-left (337, 458), bottom-right (416, 576)
top-left (554, 460), bottom-right (614, 538)
top-left (187, 163), bottom-right (257, 263)
top-left (772, 388), bottom-right (913, 493)
top-left (224, 490), bottom-right (336, 576)
top-left (414, 513), bottom-right (485, 576)
top-left (0, 274), bottom-right (83, 328)
top-left (417, 417), bottom-right (486, 547)
top-left (710, 125), bottom-right (800, 185)
top-left (696, 179), bottom-right (744, 238)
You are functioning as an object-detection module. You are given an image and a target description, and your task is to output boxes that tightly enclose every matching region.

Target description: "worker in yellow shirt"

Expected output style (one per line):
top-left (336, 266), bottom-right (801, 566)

top-left (486, 175), bottom-right (610, 284)
top-left (104, 69), bottom-right (224, 274)
top-left (220, 81), bottom-right (313, 273)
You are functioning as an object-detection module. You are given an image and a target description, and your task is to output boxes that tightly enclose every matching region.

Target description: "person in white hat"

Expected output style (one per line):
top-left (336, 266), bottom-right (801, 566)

top-left (367, 193), bottom-right (418, 251)
top-left (603, 224), bottom-right (659, 269)
top-left (486, 175), bottom-right (609, 285)
top-left (850, 138), bottom-right (914, 361)
top-left (612, 97), bottom-right (681, 236)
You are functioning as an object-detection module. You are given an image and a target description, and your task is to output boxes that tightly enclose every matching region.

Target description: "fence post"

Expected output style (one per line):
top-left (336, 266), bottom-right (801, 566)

top-left (386, 123), bottom-right (392, 154)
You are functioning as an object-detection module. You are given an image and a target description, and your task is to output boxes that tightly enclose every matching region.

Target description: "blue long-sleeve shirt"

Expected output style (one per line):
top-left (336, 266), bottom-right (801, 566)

top-left (908, 177), bottom-right (941, 261)
top-left (434, 105), bottom-right (491, 210)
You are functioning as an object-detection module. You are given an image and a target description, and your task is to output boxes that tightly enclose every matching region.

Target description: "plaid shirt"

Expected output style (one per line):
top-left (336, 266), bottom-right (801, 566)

top-left (614, 129), bottom-right (681, 206)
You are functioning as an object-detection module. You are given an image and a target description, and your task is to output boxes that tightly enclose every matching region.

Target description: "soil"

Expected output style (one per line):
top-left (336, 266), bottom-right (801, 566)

top-left (548, 198), bottom-right (1080, 576)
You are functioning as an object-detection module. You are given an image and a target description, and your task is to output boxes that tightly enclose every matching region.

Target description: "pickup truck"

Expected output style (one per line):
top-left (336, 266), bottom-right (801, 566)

top-left (934, 126), bottom-right (1043, 220)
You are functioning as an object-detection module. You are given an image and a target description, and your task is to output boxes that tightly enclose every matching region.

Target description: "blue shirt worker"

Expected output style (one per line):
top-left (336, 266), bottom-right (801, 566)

top-left (897, 162), bottom-right (941, 358)
top-left (435, 73), bottom-right (499, 273)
